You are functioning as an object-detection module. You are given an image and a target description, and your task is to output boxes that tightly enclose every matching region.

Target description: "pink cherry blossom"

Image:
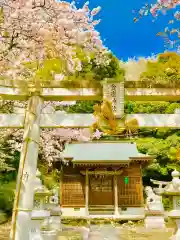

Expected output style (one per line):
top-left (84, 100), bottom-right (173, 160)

top-left (92, 129), bottom-right (103, 139)
top-left (133, 0), bottom-right (180, 51)
top-left (150, 7), bottom-right (158, 16)
top-left (0, 0), bottom-right (109, 88)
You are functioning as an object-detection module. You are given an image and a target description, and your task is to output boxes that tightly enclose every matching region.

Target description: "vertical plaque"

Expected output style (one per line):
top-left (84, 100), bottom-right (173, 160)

top-left (110, 84), bottom-right (117, 113)
top-left (103, 81), bottom-right (124, 118)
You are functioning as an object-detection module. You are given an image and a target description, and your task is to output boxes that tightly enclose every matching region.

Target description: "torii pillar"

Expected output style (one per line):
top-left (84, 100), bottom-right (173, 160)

top-left (10, 94), bottom-right (43, 240)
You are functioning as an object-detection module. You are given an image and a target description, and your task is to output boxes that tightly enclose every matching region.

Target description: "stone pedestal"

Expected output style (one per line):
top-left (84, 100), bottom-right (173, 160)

top-left (40, 230), bottom-right (57, 240)
top-left (50, 206), bottom-right (62, 232)
top-left (145, 211), bottom-right (165, 229)
top-left (175, 219), bottom-right (180, 239)
top-left (30, 210), bottom-right (50, 240)
top-left (145, 215), bottom-right (165, 229)
top-left (88, 231), bottom-right (103, 240)
top-left (168, 210), bottom-right (180, 240)
top-left (145, 186), bottom-right (165, 229)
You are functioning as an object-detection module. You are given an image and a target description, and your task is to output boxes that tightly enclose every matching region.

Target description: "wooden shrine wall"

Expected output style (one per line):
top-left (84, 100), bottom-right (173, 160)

top-left (118, 163), bottom-right (143, 207)
top-left (61, 167), bottom-right (85, 207)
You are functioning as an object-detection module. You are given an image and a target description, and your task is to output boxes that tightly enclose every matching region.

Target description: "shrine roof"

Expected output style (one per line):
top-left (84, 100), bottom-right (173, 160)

top-left (62, 141), bottom-right (152, 164)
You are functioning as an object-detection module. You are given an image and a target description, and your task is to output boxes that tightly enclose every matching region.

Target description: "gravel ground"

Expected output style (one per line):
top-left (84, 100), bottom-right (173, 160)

top-left (0, 222), bottom-right (174, 240)
top-left (59, 225), bottom-right (174, 240)
top-left (0, 222), bottom-right (11, 240)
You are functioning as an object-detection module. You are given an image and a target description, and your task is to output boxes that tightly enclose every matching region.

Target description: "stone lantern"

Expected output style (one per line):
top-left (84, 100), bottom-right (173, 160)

top-left (30, 169), bottom-right (57, 240)
top-left (33, 170), bottom-right (52, 210)
top-left (161, 169), bottom-right (180, 239)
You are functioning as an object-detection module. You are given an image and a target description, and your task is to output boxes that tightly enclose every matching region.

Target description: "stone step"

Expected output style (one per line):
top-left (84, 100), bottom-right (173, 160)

top-left (89, 205), bottom-right (114, 209)
top-left (89, 212), bottom-right (114, 215)
top-left (88, 206), bottom-right (114, 215)
top-left (88, 208), bottom-right (114, 211)
top-left (88, 231), bottom-right (104, 240)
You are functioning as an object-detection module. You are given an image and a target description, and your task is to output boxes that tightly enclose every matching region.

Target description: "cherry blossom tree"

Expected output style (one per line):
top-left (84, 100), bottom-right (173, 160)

top-left (133, 0), bottom-right (180, 52)
top-left (0, 0), bottom-right (108, 91)
top-left (0, 98), bottom-right (103, 171)
top-left (0, 2), bottom-right (106, 238)
top-left (0, 0), bottom-right (106, 170)
top-left (0, 125), bottom-right (101, 170)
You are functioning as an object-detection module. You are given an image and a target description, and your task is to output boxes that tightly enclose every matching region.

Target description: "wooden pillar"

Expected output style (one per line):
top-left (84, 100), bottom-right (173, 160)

top-left (59, 169), bottom-right (63, 206)
top-left (85, 169), bottom-right (89, 216)
top-left (140, 164), bottom-right (144, 206)
top-left (114, 175), bottom-right (119, 216)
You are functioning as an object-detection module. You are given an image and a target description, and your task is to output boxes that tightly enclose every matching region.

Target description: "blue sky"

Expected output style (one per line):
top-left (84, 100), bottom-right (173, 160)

top-left (73, 0), bottom-right (179, 61)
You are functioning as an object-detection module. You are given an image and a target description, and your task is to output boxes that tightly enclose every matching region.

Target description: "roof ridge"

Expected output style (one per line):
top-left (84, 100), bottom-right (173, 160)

top-left (69, 141), bottom-right (135, 144)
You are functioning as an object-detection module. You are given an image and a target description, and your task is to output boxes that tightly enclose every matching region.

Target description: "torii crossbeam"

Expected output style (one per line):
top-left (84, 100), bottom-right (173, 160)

top-left (1, 112), bottom-right (180, 128)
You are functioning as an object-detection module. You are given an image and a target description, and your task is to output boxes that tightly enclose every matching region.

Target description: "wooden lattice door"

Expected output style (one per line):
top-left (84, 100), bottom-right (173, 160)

top-left (62, 174), bottom-right (85, 207)
top-left (118, 176), bottom-right (142, 206)
top-left (89, 175), bottom-right (114, 206)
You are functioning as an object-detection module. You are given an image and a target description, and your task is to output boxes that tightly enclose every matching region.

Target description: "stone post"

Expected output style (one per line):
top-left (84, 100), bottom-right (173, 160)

top-left (103, 79), bottom-right (124, 119)
top-left (10, 95), bottom-right (43, 240)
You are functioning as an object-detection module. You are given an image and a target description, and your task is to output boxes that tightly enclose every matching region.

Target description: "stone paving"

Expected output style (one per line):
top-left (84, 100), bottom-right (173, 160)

top-left (58, 225), bottom-right (174, 240)
top-left (0, 222), bottom-right (175, 240)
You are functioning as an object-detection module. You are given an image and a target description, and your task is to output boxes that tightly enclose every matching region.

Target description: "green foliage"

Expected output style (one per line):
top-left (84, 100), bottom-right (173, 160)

top-left (125, 101), bottom-right (170, 114)
top-left (0, 140), bottom-right (19, 175)
top-left (162, 196), bottom-right (173, 211)
top-left (23, 58), bottom-right (66, 83)
top-left (60, 100), bottom-right (180, 114)
top-left (0, 101), bottom-right (14, 113)
top-left (90, 53), bottom-right (125, 81)
top-left (0, 182), bottom-right (15, 217)
top-left (140, 52), bottom-right (180, 85)
top-left (0, 212), bottom-right (8, 224)
top-left (38, 159), bottom-right (60, 189)
top-left (136, 133), bottom-right (180, 182)
top-left (165, 103), bottom-right (180, 113)
top-left (0, 139), bottom-right (19, 216)
top-left (23, 50), bottom-right (124, 89)
top-left (71, 52), bottom-right (125, 82)
top-left (55, 100), bottom-right (101, 113)
top-left (0, 7), bottom-right (4, 24)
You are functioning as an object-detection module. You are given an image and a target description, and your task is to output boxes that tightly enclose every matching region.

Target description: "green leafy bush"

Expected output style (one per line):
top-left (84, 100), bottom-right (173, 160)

top-left (0, 182), bottom-right (15, 217)
top-left (0, 212), bottom-right (8, 224)
top-left (162, 196), bottom-right (173, 211)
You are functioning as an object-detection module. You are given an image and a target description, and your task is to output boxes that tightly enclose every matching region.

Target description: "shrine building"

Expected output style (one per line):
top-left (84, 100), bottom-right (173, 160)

top-left (60, 141), bottom-right (152, 219)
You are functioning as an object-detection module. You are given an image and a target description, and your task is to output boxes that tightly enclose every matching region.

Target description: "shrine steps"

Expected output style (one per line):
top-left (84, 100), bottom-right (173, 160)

top-left (88, 206), bottom-right (114, 215)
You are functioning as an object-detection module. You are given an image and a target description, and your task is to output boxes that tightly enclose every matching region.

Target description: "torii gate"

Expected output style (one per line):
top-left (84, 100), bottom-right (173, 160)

top-left (1, 79), bottom-right (180, 240)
